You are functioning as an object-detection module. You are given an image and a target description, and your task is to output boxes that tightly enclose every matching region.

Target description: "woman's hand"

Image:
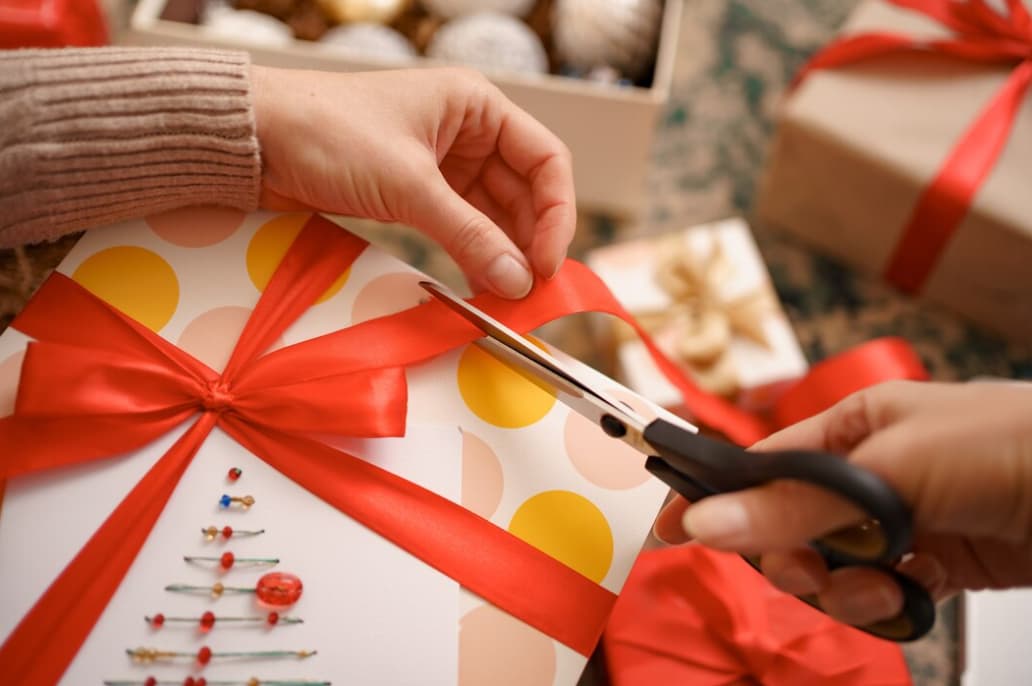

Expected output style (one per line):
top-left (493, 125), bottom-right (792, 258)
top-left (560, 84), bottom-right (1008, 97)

top-left (654, 381), bottom-right (1032, 627)
top-left (250, 65), bottom-right (575, 299)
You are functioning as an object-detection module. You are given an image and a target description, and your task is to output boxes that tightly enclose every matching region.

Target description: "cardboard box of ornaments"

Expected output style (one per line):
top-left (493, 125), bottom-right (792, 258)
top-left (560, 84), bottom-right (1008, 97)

top-left (122, 0), bottom-right (682, 220)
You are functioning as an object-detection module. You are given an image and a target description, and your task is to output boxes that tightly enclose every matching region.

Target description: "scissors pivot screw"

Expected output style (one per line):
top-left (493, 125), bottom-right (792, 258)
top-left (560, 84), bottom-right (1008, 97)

top-left (600, 415), bottom-right (627, 438)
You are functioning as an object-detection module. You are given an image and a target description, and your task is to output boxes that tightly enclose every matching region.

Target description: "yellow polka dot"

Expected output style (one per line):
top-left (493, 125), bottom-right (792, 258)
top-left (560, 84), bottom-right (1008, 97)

top-left (457, 338), bottom-right (557, 428)
top-left (72, 247), bottom-right (179, 331)
top-left (508, 490), bottom-right (613, 583)
top-left (246, 213), bottom-right (349, 303)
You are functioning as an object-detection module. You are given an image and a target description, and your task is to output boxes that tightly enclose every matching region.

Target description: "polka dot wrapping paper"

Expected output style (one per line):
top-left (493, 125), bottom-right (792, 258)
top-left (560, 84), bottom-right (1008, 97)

top-left (0, 210), bottom-right (671, 685)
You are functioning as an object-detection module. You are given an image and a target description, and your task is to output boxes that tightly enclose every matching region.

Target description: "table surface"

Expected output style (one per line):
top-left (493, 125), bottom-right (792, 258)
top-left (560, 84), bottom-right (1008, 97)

top-left (4, 1), bottom-right (1032, 684)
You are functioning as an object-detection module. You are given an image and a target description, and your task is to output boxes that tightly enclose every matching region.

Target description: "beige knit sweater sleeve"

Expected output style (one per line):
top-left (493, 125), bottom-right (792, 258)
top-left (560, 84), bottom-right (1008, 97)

top-left (0, 47), bottom-right (262, 248)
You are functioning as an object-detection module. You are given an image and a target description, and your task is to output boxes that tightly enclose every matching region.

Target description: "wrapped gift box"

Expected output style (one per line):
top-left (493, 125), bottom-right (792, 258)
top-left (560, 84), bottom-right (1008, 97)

top-left (0, 0), bottom-right (108, 47)
top-left (119, 0), bottom-right (682, 220)
top-left (756, 0), bottom-right (1032, 342)
top-left (586, 217), bottom-right (808, 417)
top-left (0, 210), bottom-right (673, 684)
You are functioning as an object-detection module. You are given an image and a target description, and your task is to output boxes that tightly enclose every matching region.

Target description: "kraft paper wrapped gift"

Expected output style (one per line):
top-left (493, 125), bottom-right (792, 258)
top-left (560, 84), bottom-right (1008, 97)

top-left (756, 0), bottom-right (1032, 342)
top-left (0, 210), bottom-right (674, 685)
top-left (585, 217), bottom-right (808, 416)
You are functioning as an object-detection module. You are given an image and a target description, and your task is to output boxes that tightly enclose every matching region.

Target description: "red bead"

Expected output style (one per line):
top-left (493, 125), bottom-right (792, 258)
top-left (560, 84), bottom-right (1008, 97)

top-left (199, 611), bottom-right (216, 632)
top-left (197, 646), bottom-right (212, 665)
top-left (197, 679), bottom-right (207, 686)
top-left (150, 613), bottom-right (165, 628)
top-left (267, 611), bottom-right (280, 625)
top-left (221, 525), bottom-right (233, 539)
top-left (219, 551), bottom-right (234, 570)
top-left (255, 572), bottom-right (303, 607)
top-left (145, 678), bottom-right (157, 686)
top-left (227, 467), bottom-right (242, 482)
top-left (183, 678), bottom-right (195, 686)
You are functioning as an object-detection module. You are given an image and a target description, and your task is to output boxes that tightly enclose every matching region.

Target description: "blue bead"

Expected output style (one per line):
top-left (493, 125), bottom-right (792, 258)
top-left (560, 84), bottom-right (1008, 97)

top-left (219, 494), bottom-right (232, 508)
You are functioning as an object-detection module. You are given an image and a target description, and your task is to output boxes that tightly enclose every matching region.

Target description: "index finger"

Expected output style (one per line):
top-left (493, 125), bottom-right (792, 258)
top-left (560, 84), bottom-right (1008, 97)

top-left (493, 96), bottom-right (576, 279)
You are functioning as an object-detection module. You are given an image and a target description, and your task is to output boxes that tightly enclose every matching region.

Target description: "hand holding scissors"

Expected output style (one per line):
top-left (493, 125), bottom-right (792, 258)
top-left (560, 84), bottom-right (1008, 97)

top-left (423, 281), bottom-right (937, 642)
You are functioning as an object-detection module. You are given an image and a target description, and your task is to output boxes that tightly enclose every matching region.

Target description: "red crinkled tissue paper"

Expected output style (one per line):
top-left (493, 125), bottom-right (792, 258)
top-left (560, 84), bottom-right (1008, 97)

top-left (603, 545), bottom-right (913, 686)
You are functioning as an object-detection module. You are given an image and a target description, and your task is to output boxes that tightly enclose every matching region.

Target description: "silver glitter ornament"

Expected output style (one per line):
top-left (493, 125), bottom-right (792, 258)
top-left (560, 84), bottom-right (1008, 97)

top-left (427, 12), bottom-right (549, 75)
top-left (201, 5), bottom-right (294, 46)
top-left (420, 0), bottom-right (535, 19)
top-left (319, 23), bottom-right (417, 61)
top-left (552, 0), bottom-right (663, 80)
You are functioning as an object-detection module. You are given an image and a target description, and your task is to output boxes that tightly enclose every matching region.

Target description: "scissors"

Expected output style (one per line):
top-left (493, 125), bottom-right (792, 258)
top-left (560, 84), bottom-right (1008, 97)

top-left (421, 281), bottom-right (936, 642)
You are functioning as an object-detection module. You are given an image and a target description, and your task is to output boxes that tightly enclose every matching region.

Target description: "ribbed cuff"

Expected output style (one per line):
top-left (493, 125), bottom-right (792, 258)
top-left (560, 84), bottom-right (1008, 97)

top-left (0, 47), bottom-right (261, 247)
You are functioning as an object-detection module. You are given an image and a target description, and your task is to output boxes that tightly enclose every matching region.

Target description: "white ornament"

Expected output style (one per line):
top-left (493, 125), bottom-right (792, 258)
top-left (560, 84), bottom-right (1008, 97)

top-left (420, 0), bottom-right (535, 19)
top-left (319, 23), bottom-right (417, 62)
top-left (316, 0), bottom-right (409, 24)
top-left (201, 5), bottom-right (294, 46)
top-left (427, 12), bottom-right (548, 74)
top-left (552, 0), bottom-right (663, 79)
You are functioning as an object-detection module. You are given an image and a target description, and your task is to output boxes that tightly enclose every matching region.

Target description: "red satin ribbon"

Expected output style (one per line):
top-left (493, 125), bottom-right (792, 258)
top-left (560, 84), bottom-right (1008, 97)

top-left (794, 0), bottom-right (1032, 293)
top-left (773, 338), bottom-right (928, 428)
top-left (603, 546), bottom-right (912, 686)
top-left (0, 214), bottom-right (773, 684)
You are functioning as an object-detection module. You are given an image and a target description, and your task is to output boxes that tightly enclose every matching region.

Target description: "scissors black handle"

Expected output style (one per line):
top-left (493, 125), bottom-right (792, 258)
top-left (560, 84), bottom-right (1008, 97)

top-left (642, 418), bottom-right (936, 642)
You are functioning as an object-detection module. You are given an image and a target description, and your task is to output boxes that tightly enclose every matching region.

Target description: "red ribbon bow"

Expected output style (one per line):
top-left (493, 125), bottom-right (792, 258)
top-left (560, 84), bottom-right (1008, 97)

top-left (796, 0), bottom-right (1032, 293)
top-left (603, 546), bottom-right (912, 686)
top-left (0, 214), bottom-right (775, 684)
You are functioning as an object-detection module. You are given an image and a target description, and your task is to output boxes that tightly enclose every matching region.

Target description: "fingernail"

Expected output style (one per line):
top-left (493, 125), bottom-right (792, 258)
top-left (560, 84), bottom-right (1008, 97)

top-left (902, 555), bottom-right (948, 596)
top-left (840, 585), bottom-right (900, 624)
top-left (486, 254), bottom-right (533, 299)
top-left (653, 516), bottom-right (691, 546)
top-left (681, 500), bottom-right (750, 547)
top-left (770, 566), bottom-right (822, 596)
top-left (547, 249), bottom-right (568, 279)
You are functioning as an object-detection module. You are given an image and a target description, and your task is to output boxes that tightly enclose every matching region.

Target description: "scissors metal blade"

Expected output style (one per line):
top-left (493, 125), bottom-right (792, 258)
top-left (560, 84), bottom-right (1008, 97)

top-left (420, 281), bottom-right (653, 450)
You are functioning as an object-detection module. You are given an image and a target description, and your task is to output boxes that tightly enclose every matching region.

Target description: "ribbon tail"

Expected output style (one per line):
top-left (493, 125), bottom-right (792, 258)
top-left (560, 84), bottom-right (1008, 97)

top-left (221, 416), bottom-right (617, 657)
top-left (0, 414), bottom-right (214, 685)
top-left (884, 60), bottom-right (1032, 292)
top-left (772, 338), bottom-right (929, 428)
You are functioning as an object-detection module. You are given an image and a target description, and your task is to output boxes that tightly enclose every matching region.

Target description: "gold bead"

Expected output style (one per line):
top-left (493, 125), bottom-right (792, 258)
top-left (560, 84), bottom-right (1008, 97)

top-left (204, 526), bottom-right (219, 541)
top-left (247, 678), bottom-right (260, 686)
top-left (130, 647), bottom-right (157, 663)
top-left (211, 582), bottom-right (224, 598)
top-left (241, 495), bottom-right (255, 508)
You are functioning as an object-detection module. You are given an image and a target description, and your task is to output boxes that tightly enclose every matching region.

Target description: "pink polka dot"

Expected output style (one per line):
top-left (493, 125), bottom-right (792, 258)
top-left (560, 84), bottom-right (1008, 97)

top-left (461, 431), bottom-right (504, 518)
top-left (351, 272), bottom-right (427, 324)
top-left (0, 351), bottom-right (24, 417)
top-left (564, 389), bottom-right (656, 490)
top-left (147, 206), bottom-right (245, 247)
top-left (178, 306), bottom-right (281, 371)
top-left (459, 604), bottom-right (556, 686)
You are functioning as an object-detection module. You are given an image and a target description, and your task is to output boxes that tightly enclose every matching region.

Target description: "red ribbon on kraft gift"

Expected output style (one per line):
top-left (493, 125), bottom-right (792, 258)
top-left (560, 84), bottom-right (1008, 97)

top-left (794, 0), bottom-right (1032, 294)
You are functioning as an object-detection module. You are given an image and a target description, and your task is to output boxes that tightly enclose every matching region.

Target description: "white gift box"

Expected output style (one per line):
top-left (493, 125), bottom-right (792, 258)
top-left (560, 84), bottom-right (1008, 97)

top-left (586, 217), bottom-right (808, 415)
top-left (0, 209), bottom-right (674, 684)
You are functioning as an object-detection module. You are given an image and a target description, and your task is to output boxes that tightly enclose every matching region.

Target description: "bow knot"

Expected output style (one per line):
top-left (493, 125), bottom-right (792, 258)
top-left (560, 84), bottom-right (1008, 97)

top-left (200, 379), bottom-right (235, 413)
